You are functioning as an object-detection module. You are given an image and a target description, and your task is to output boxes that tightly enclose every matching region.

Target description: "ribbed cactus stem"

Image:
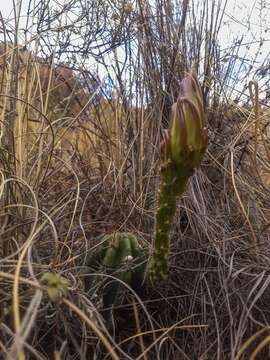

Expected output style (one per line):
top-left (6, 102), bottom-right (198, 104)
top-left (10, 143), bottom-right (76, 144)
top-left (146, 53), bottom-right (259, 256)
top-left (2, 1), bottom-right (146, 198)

top-left (82, 232), bottom-right (146, 322)
top-left (148, 158), bottom-right (192, 282)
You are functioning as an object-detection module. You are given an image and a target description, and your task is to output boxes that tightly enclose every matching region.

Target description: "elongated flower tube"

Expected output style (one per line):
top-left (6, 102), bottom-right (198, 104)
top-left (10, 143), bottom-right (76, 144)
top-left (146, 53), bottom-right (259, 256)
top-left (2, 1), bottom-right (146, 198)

top-left (148, 66), bottom-right (207, 283)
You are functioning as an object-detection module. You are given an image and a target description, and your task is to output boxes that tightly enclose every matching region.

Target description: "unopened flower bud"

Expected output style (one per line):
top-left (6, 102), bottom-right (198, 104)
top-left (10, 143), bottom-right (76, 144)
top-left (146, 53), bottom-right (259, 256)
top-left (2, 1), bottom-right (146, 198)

top-left (167, 66), bottom-right (207, 169)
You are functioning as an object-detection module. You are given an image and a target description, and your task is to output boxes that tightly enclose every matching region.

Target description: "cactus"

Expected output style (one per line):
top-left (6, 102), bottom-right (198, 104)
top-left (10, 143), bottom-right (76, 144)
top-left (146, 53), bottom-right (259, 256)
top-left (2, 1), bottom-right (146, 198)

top-left (81, 65), bottom-right (207, 315)
top-left (82, 232), bottom-right (146, 321)
top-left (147, 65), bottom-right (207, 283)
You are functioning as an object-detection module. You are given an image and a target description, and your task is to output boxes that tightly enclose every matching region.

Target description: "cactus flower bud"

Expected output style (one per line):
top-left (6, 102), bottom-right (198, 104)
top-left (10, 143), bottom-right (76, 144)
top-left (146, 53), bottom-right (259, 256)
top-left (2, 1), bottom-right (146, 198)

top-left (168, 67), bottom-right (207, 169)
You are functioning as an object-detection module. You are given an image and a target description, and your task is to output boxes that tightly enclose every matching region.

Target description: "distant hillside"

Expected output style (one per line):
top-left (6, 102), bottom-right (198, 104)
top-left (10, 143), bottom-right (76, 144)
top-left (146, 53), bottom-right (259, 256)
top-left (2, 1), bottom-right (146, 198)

top-left (0, 42), bottom-right (133, 174)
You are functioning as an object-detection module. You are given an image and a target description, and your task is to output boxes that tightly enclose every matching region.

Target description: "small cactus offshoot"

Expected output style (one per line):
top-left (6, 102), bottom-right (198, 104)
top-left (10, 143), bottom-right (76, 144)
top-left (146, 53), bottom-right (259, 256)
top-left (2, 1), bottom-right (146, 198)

top-left (40, 272), bottom-right (69, 302)
top-left (148, 65), bottom-right (207, 283)
top-left (82, 232), bottom-right (146, 321)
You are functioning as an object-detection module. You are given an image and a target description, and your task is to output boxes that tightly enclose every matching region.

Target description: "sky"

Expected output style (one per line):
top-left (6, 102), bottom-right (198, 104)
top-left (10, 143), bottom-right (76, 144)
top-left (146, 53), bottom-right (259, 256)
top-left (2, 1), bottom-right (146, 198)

top-left (1, 0), bottom-right (269, 42)
top-left (1, 0), bottom-right (269, 53)
top-left (0, 0), bottom-right (270, 97)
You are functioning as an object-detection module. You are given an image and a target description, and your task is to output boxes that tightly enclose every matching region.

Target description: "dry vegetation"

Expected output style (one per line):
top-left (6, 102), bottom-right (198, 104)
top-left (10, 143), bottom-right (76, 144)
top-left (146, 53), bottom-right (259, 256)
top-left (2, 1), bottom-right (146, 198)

top-left (0, 0), bottom-right (270, 359)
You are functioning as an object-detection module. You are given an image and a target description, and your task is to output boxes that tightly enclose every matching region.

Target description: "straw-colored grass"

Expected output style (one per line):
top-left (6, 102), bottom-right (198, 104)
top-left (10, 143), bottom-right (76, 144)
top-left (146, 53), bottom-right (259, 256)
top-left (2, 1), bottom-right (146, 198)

top-left (1, 0), bottom-right (270, 358)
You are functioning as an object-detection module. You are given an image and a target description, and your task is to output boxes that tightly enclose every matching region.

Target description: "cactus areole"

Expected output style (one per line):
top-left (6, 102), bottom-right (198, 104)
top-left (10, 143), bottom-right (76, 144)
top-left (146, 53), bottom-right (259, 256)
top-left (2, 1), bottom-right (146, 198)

top-left (148, 65), bottom-right (208, 283)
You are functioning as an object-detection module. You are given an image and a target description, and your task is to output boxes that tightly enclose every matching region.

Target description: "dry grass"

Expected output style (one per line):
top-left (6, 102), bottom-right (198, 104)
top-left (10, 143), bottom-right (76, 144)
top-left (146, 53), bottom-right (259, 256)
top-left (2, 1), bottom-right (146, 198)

top-left (1, 0), bottom-right (270, 359)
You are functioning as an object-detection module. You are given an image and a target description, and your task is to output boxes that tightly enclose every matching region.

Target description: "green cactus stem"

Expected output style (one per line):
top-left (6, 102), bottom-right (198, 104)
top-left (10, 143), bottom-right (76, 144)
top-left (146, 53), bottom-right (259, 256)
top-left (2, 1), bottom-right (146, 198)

top-left (81, 232), bottom-right (146, 322)
top-left (147, 65), bottom-right (207, 283)
top-left (148, 160), bottom-right (193, 282)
